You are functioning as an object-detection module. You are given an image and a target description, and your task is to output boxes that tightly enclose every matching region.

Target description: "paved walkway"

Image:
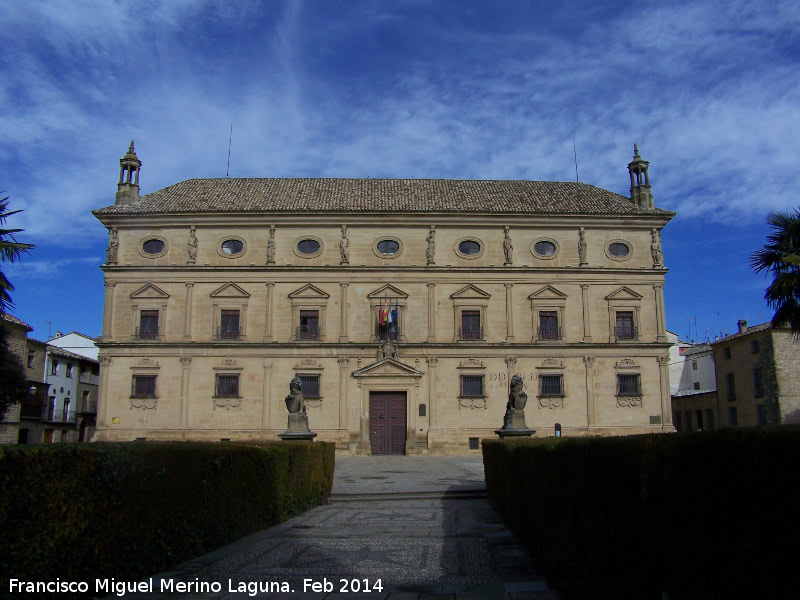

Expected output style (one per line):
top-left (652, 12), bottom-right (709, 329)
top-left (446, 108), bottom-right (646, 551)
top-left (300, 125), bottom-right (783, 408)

top-left (119, 455), bottom-right (558, 599)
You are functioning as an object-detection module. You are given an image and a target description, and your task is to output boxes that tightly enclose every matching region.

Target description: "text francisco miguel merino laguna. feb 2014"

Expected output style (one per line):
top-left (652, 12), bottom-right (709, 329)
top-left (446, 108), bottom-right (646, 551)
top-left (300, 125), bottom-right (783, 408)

top-left (9, 577), bottom-right (385, 596)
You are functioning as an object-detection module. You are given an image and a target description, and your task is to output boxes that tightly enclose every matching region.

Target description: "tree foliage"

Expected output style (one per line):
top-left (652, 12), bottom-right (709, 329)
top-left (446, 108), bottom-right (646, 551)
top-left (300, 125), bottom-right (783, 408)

top-left (0, 195), bottom-right (35, 313)
top-left (750, 209), bottom-right (800, 336)
top-left (0, 323), bottom-right (27, 417)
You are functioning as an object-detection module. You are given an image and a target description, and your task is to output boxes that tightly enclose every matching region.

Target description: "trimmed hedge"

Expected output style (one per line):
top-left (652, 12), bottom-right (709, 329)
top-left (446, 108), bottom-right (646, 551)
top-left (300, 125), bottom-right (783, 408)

top-left (483, 428), bottom-right (800, 600)
top-left (0, 441), bottom-right (334, 598)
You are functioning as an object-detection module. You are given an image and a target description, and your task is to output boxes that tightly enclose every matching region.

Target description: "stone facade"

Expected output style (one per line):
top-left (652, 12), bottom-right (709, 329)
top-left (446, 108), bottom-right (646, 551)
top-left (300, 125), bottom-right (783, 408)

top-left (712, 321), bottom-right (800, 427)
top-left (92, 144), bottom-right (675, 453)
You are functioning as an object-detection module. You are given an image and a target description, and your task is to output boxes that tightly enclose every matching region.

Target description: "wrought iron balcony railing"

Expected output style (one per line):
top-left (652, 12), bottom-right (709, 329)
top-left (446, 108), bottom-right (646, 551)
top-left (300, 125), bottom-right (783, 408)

top-left (537, 326), bottom-right (562, 340)
top-left (459, 327), bottom-right (484, 340)
top-left (135, 326), bottom-right (160, 339)
top-left (296, 325), bottom-right (321, 340)
top-left (216, 326), bottom-right (242, 340)
top-left (615, 326), bottom-right (638, 340)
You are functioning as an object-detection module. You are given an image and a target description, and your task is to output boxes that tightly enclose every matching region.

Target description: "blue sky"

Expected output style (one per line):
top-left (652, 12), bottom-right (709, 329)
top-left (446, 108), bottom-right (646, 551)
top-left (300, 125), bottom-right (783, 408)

top-left (1, 0), bottom-right (798, 342)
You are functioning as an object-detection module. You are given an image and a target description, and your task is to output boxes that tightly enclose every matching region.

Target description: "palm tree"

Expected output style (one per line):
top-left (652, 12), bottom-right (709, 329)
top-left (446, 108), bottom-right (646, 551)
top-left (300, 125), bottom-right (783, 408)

top-left (750, 209), bottom-right (800, 336)
top-left (0, 195), bottom-right (35, 313)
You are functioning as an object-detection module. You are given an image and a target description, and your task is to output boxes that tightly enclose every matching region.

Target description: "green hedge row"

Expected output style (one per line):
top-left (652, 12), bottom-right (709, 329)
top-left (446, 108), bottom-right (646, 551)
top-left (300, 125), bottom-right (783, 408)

top-left (482, 427), bottom-right (800, 600)
top-left (0, 441), bottom-right (334, 598)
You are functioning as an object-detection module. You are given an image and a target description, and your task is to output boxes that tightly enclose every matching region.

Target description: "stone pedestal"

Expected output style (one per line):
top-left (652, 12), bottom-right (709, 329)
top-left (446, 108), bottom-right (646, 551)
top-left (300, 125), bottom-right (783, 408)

top-left (278, 413), bottom-right (317, 441)
top-left (495, 408), bottom-right (535, 438)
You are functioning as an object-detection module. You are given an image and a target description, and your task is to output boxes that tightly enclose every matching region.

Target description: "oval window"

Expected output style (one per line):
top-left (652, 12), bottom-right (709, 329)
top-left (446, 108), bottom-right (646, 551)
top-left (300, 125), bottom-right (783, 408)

top-left (142, 239), bottom-right (164, 255)
top-left (458, 240), bottom-right (481, 255)
top-left (534, 241), bottom-right (556, 256)
top-left (609, 242), bottom-right (630, 258)
top-left (377, 240), bottom-right (400, 255)
top-left (221, 239), bottom-right (244, 255)
top-left (297, 239), bottom-right (321, 255)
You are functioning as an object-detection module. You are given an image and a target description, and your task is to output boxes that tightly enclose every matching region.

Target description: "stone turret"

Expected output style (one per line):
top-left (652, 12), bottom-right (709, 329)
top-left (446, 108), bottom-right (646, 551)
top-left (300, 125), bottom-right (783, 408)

top-left (115, 141), bottom-right (142, 205)
top-left (628, 143), bottom-right (653, 209)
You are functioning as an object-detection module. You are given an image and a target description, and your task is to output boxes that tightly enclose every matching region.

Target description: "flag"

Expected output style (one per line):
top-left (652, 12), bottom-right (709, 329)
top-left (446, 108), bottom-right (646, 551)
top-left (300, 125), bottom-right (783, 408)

top-left (387, 298), bottom-right (393, 324)
top-left (378, 299), bottom-right (384, 325)
top-left (393, 300), bottom-right (398, 325)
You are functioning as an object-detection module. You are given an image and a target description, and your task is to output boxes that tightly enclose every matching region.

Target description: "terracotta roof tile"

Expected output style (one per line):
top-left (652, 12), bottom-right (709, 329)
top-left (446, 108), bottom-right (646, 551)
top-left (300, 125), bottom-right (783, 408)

top-left (1, 313), bottom-right (33, 331)
top-left (94, 178), bottom-right (674, 216)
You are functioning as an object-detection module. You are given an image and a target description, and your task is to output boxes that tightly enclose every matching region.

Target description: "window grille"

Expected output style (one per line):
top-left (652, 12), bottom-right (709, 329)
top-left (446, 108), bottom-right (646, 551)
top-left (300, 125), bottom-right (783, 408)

top-left (460, 375), bottom-right (484, 397)
top-left (215, 374), bottom-right (240, 398)
top-left (540, 374), bottom-right (563, 397)
top-left (617, 373), bottom-right (641, 395)
top-left (469, 437), bottom-right (479, 450)
top-left (132, 375), bottom-right (157, 398)
top-left (299, 374), bottom-right (320, 398)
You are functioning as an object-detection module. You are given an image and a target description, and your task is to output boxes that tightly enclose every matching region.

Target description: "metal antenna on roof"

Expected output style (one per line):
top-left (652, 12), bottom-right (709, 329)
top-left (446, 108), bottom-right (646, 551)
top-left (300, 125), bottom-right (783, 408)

top-left (573, 137), bottom-right (579, 182)
top-left (226, 123), bottom-right (233, 178)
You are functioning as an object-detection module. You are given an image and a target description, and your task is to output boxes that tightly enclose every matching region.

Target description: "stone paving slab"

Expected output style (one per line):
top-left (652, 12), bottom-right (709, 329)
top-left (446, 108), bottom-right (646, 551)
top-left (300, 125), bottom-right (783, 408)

top-left (109, 456), bottom-right (557, 600)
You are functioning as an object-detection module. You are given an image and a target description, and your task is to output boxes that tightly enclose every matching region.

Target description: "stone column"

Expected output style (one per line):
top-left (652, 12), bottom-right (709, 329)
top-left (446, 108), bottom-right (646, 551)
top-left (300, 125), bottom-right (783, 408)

top-left (654, 284), bottom-right (667, 342)
top-left (340, 283), bottom-right (349, 342)
top-left (505, 356), bottom-right (517, 384)
top-left (102, 282), bottom-right (116, 342)
top-left (263, 282), bottom-right (274, 342)
top-left (584, 356), bottom-right (596, 428)
top-left (505, 283), bottom-right (515, 342)
top-left (426, 357), bottom-right (438, 427)
top-left (263, 361), bottom-right (272, 429)
top-left (427, 283), bottom-right (436, 342)
top-left (182, 283), bottom-right (194, 341)
top-left (580, 284), bottom-right (592, 342)
top-left (179, 356), bottom-right (191, 428)
top-left (658, 355), bottom-right (671, 428)
top-left (338, 357), bottom-right (349, 429)
top-left (98, 356), bottom-right (112, 427)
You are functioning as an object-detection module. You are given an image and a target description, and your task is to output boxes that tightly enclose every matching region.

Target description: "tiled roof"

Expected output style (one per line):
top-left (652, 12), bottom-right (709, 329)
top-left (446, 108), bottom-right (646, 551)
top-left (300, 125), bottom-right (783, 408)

top-left (711, 322), bottom-right (773, 344)
top-left (672, 389), bottom-right (717, 397)
top-left (1, 313), bottom-right (32, 331)
top-left (47, 345), bottom-right (99, 364)
top-left (682, 344), bottom-right (713, 356)
top-left (94, 178), bottom-right (675, 216)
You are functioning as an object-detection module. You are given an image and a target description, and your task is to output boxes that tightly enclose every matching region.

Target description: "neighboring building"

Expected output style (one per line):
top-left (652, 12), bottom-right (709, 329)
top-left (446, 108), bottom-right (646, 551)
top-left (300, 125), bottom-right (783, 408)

top-left (712, 320), bottom-right (800, 428)
top-left (666, 330), bottom-right (692, 395)
top-left (92, 142), bottom-right (675, 453)
top-left (0, 313), bottom-right (99, 445)
top-left (48, 331), bottom-right (100, 360)
top-left (0, 313), bottom-right (34, 444)
top-left (42, 346), bottom-right (100, 443)
top-left (668, 333), bottom-right (719, 432)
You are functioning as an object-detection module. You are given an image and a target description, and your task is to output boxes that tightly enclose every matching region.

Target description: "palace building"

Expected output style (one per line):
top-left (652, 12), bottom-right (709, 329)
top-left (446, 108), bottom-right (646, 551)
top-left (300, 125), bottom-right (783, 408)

top-left (92, 143), bottom-right (674, 453)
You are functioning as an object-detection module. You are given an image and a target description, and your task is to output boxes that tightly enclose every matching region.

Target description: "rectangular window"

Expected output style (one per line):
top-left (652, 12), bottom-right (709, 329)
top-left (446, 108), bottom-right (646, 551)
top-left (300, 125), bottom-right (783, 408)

top-left (751, 340), bottom-right (760, 354)
top-left (219, 310), bottom-right (241, 339)
top-left (729, 406), bottom-right (738, 427)
top-left (695, 410), bottom-right (704, 431)
top-left (27, 351), bottom-right (35, 368)
top-left (538, 311), bottom-right (560, 340)
top-left (139, 310), bottom-right (159, 339)
top-left (693, 382), bottom-right (701, 390)
top-left (753, 367), bottom-right (764, 397)
top-left (66, 363), bottom-right (73, 378)
top-left (684, 410), bottom-right (692, 431)
top-left (673, 411), bottom-right (682, 432)
top-left (298, 310), bottom-right (320, 340)
top-left (724, 347), bottom-right (731, 359)
top-left (132, 375), bottom-right (157, 398)
top-left (540, 374), bottom-right (564, 397)
top-left (460, 375), bottom-right (485, 397)
top-left (615, 311), bottom-right (636, 340)
top-left (469, 437), bottom-right (479, 450)
top-left (726, 373), bottom-right (736, 401)
top-left (692, 360), bottom-right (698, 371)
top-left (617, 373), bottom-right (641, 395)
top-left (705, 409), bottom-right (715, 431)
top-left (299, 374), bottom-right (320, 398)
top-left (50, 359), bottom-right (59, 376)
top-left (756, 404), bottom-right (767, 426)
top-left (460, 311), bottom-right (482, 340)
top-left (215, 374), bottom-right (240, 398)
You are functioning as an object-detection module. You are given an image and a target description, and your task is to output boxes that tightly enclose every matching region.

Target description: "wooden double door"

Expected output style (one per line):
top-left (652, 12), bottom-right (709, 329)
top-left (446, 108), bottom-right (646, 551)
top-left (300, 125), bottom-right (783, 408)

top-left (369, 392), bottom-right (407, 455)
